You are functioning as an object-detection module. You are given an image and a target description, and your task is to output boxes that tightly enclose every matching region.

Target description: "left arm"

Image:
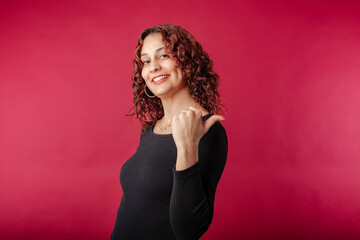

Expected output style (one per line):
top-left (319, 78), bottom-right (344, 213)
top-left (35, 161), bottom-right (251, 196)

top-left (169, 107), bottom-right (228, 239)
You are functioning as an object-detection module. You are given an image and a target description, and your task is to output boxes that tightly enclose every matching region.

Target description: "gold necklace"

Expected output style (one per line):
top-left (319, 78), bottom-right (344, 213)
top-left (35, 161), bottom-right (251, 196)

top-left (158, 118), bottom-right (171, 131)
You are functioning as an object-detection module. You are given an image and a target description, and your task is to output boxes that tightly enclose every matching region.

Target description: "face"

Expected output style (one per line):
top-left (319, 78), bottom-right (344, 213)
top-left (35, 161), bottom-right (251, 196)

top-left (140, 33), bottom-right (186, 99)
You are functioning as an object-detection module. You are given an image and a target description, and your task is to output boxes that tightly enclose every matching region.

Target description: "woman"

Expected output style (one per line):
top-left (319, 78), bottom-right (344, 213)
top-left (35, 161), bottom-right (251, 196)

top-left (111, 24), bottom-right (228, 240)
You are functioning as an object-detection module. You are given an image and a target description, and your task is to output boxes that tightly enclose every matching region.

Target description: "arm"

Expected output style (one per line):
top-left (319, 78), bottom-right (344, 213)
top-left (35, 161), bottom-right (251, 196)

top-left (170, 122), bottom-right (228, 239)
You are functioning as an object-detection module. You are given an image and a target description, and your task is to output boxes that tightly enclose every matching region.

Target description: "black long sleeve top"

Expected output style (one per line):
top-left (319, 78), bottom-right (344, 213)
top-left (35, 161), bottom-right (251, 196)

top-left (111, 113), bottom-right (228, 240)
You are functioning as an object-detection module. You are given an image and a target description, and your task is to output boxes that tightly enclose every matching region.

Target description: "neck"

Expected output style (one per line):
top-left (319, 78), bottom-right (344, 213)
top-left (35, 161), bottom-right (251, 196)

top-left (159, 86), bottom-right (204, 123)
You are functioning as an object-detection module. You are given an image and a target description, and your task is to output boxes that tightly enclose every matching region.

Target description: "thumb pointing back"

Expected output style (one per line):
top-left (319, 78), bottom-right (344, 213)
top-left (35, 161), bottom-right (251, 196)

top-left (203, 115), bottom-right (225, 133)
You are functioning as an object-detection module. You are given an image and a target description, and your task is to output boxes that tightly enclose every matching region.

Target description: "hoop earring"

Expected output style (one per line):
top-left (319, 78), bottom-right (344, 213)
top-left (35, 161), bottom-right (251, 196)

top-left (144, 84), bottom-right (156, 98)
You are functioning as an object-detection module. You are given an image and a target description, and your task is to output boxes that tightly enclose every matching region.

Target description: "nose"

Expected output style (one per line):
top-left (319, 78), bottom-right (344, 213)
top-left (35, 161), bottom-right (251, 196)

top-left (149, 59), bottom-right (161, 73)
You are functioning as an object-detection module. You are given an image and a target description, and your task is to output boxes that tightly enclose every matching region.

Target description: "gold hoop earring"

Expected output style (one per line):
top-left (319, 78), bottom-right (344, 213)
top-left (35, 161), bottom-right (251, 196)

top-left (144, 84), bottom-right (156, 98)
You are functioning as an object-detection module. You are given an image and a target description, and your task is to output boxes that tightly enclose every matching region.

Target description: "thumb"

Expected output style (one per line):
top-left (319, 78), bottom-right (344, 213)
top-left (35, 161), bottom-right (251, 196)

top-left (203, 115), bottom-right (225, 133)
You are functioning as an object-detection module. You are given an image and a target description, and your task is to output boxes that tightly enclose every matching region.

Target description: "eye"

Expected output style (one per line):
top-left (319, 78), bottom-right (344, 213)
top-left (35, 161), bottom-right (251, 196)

top-left (160, 54), bottom-right (168, 59)
top-left (142, 60), bottom-right (150, 66)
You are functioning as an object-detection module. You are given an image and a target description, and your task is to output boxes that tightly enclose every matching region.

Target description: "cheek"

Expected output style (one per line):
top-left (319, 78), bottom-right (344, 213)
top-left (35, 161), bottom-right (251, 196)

top-left (176, 68), bottom-right (183, 79)
top-left (170, 62), bottom-right (181, 77)
top-left (141, 68), bottom-right (147, 80)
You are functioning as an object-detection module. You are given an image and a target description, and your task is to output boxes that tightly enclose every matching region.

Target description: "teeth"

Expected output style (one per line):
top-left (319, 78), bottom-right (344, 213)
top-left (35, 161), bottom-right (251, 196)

top-left (153, 75), bottom-right (169, 82)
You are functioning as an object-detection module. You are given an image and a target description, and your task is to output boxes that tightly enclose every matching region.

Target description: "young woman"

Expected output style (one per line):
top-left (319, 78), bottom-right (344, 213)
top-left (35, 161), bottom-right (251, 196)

top-left (111, 24), bottom-right (228, 240)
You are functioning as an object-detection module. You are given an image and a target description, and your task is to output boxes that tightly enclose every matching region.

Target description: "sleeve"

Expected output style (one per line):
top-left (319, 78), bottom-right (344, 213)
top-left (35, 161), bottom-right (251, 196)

top-left (169, 122), bottom-right (228, 240)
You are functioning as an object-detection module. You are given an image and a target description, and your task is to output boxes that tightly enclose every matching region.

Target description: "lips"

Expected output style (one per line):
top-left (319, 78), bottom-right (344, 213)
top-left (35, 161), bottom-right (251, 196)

top-left (152, 74), bottom-right (169, 84)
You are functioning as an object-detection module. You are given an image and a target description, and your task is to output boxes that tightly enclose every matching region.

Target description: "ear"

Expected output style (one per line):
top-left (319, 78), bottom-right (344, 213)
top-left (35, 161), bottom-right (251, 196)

top-left (203, 115), bottom-right (225, 133)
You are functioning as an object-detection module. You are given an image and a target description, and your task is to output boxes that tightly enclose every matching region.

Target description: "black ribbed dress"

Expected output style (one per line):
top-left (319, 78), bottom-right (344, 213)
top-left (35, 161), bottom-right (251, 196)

top-left (111, 113), bottom-right (228, 240)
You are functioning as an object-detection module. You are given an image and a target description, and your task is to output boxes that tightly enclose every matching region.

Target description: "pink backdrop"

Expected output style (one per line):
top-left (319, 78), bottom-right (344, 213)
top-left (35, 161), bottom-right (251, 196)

top-left (1, 0), bottom-right (359, 239)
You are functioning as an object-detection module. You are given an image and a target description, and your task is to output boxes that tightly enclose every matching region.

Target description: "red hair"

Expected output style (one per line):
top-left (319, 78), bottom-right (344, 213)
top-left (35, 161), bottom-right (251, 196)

top-left (127, 24), bottom-right (225, 129)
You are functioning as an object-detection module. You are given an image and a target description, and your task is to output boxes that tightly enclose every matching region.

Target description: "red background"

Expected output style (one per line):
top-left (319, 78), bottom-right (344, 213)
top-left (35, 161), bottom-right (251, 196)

top-left (1, 0), bottom-right (360, 239)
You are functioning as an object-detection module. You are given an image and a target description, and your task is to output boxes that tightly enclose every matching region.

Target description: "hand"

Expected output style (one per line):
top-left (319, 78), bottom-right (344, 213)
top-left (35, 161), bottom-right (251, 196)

top-left (171, 106), bottom-right (225, 150)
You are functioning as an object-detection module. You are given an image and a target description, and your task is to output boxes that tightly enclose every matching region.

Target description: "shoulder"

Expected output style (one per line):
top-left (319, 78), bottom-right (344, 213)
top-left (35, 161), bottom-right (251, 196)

top-left (202, 113), bottom-right (227, 138)
top-left (199, 121), bottom-right (228, 155)
top-left (138, 126), bottom-right (151, 142)
top-left (204, 121), bottom-right (227, 143)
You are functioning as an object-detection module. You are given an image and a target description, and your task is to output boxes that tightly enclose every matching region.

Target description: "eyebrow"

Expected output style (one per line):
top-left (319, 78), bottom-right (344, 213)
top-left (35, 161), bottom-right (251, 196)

top-left (141, 47), bottom-right (164, 57)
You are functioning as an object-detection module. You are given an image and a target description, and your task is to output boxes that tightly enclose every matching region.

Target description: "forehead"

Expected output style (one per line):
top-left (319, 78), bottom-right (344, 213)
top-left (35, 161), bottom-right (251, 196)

top-left (140, 33), bottom-right (165, 55)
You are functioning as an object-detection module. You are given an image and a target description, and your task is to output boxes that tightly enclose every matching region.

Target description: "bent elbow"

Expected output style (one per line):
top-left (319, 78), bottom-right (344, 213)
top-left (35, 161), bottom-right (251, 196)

top-left (170, 205), bottom-right (213, 240)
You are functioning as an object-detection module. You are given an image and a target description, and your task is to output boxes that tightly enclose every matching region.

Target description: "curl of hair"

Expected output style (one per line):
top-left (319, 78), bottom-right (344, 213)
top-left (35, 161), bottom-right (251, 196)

top-left (126, 24), bottom-right (225, 131)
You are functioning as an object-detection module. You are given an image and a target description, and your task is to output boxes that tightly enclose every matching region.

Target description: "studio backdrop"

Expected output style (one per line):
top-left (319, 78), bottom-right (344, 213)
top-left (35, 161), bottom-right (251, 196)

top-left (1, 0), bottom-right (360, 239)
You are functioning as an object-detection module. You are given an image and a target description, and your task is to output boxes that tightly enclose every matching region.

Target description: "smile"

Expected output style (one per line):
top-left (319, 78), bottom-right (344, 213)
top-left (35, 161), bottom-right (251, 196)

top-left (152, 75), bottom-right (169, 84)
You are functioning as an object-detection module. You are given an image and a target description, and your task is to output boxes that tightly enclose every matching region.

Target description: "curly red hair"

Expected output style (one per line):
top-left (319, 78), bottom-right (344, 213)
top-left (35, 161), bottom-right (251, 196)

top-left (127, 24), bottom-right (225, 129)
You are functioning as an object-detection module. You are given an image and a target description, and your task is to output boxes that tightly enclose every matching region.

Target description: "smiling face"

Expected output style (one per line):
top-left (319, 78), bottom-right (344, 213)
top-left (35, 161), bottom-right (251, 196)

top-left (140, 33), bottom-right (186, 99)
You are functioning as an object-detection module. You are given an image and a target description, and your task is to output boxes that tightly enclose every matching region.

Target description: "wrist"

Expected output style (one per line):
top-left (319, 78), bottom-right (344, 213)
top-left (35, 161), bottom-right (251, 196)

top-left (177, 144), bottom-right (198, 154)
top-left (176, 139), bottom-right (199, 151)
top-left (176, 145), bottom-right (199, 171)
